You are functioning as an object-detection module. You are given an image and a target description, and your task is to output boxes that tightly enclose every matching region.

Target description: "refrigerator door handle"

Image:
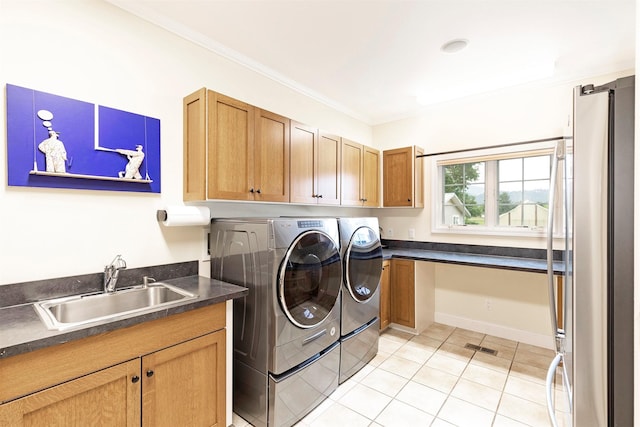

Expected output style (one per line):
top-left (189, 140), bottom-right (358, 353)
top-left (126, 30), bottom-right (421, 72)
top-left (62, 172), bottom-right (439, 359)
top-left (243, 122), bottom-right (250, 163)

top-left (546, 353), bottom-right (564, 427)
top-left (546, 139), bottom-right (565, 348)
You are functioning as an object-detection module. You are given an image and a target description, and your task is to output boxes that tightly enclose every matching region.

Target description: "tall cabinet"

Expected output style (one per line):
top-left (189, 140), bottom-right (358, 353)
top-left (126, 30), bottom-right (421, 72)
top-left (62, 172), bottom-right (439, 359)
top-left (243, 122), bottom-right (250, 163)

top-left (382, 146), bottom-right (424, 208)
top-left (183, 88), bottom-right (290, 202)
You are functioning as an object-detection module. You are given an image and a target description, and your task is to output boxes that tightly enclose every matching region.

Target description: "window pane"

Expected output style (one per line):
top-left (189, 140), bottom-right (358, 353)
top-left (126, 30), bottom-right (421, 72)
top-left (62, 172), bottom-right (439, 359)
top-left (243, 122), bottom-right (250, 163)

top-left (499, 158), bottom-right (521, 182)
top-left (465, 205), bottom-right (484, 225)
top-left (524, 180), bottom-right (550, 204)
top-left (520, 203), bottom-right (548, 227)
top-left (498, 182), bottom-right (522, 203)
top-left (444, 165), bottom-right (464, 185)
top-left (524, 155), bottom-right (551, 180)
top-left (466, 162), bottom-right (484, 183)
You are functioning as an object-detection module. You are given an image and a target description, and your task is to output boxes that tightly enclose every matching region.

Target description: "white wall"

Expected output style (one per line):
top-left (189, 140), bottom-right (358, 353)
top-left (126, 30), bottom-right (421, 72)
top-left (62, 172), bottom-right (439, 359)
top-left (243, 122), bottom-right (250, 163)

top-left (375, 69), bottom-right (634, 248)
top-left (0, 0), bottom-right (371, 285)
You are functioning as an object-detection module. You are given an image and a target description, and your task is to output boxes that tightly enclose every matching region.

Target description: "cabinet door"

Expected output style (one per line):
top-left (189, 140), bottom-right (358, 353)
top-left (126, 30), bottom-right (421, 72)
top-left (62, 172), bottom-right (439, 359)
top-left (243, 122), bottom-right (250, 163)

top-left (183, 88), bottom-right (207, 201)
top-left (362, 146), bottom-right (380, 207)
top-left (379, 259), bottom-right (391, 330)
top-left (255, 109), bottom-right (290, 202)
top-left (0, 359), bottom-right (140, 427)
top-left (390, 259), bottom-right (415, 328)
top-left (383, 146), bottom-right (414, 207)
top-left (290, 121), bottom-right (318, 204)
top-left (317, 131), bottom-right (341, 205)
top-left (208, 91), bottom-right (255, 201)
top-left (340, 138), bottom-right (363, 206)
top-left (142, 330), bottom-right (226, 427)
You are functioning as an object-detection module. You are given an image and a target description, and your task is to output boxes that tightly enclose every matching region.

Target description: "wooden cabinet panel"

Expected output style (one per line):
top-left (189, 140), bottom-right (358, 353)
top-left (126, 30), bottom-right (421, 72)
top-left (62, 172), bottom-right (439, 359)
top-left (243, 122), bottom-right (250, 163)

top-left (290, 121), bottom-right (319, 204)
top-left (363, 146), bottom-right (381, 207)
top-left (0, 359), bottom-right (140, 427)
top-left (379, 260), bottom-right (391, 331)
top-left (383, 147), bottom-right (413, 207)
top-left (340, 139), bottom-right (363, 206)
top-left (207, 91), bottom-right (255, 201)
top-left (183, 88), bottom-right (207, 201)
top-left (142, 331), bottom-right (226, 427)
top-left (390, 259), bottom-right (415, 328)
top-left (341, 140), bottom-right (380, 207)
top-left (383, 146), bottom-right (423, 208)
top-left (316, 132), bottom-right (341, 205)
top-left (255, 109), bottom-right (290, 202)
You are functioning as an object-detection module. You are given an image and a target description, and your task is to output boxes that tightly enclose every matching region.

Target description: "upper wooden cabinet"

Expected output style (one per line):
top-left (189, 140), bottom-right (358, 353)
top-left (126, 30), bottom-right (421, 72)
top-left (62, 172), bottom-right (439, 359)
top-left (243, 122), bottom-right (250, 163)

top-left (183, 88), bottom-right (289, 202)
top-left (383, 145), bottom-right (424, 208)
top-left (290, 123), bottom-right (341, 205)
top-left (341, 139), bottom-right (380, 207)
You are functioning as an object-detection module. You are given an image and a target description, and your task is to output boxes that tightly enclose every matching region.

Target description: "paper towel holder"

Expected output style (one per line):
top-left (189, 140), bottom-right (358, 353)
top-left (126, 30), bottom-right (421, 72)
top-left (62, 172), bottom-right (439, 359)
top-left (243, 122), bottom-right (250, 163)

top-left (156, 210), bottom-right (168, 222)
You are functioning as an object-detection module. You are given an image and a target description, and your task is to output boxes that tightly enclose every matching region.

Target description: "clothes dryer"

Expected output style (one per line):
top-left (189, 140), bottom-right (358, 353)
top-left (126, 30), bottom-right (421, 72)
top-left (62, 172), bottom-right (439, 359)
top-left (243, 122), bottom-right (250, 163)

top-left (211, 218), bottom-right (342, 427)
top-left (336, 217), bottom-right (383, 383)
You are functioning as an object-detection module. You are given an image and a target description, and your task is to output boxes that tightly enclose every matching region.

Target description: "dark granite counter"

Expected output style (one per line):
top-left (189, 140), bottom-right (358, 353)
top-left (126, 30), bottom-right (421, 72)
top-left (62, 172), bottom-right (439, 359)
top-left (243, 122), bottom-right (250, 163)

top-left (0, 268), bottom-right (247, 360)
top-left (381, 240), bottom-right (565, 274)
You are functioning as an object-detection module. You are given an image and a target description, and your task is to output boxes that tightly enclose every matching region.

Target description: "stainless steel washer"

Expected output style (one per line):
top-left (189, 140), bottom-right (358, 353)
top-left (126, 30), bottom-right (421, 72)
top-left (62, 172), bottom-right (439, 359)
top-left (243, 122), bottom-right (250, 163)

top-left (210, 218), bottom-right (342, 427)
top-left (336, 217), bottom-right (383, 383)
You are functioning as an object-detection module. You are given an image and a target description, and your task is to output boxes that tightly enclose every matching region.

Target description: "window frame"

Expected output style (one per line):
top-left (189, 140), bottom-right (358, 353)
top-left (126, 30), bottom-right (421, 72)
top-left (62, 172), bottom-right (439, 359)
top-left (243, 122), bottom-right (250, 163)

top-left (431, 140), bottom-right (565, 237)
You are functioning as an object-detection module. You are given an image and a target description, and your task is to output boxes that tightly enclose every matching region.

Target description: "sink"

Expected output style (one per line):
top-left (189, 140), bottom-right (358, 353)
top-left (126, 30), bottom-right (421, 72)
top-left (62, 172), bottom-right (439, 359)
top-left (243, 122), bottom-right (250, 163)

top-left (34, 283), bottom-right (198, 330)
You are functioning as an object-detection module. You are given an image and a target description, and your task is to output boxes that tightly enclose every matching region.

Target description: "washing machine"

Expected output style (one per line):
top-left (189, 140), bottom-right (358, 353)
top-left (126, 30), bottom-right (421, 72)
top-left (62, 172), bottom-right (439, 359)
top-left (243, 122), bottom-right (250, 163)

top-left (337, 217), bottom-right (383, 383)
top-left (210, 218), bottom-right (342, 427)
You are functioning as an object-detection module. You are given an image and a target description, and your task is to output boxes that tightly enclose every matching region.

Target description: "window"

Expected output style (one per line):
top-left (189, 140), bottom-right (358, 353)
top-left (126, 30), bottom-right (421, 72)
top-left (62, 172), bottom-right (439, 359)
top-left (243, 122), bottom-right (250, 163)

top-left (433, 141), bottom-right (560, 235)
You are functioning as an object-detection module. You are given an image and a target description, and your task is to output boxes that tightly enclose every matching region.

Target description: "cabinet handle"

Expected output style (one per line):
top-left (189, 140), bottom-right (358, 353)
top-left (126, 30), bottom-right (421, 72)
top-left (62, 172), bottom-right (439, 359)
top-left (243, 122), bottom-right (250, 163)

top-left (256, 189), bottom-right (261, 194)
top-left (131, 375), bottom-right (140, 383)
top-left (249, 188), bottom-right (255, 193)
top-left (146, 370), bottom-right (154, 378)
top-left (318, 194), bottom-right (323, 198)
top-left (363, 198), bottom-right (368, 202)
top-left (312, 194), bottom-right (317, 198)
top-left (407, 198), bottom-right (411, 202)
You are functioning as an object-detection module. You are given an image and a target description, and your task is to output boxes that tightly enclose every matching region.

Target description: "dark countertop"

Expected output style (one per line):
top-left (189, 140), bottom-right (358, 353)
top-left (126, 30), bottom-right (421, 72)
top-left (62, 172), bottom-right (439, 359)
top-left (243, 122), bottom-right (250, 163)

top-left (0, 275), bottom-right (247, 360)
top-left (382, 248), bottom-right (564, 275)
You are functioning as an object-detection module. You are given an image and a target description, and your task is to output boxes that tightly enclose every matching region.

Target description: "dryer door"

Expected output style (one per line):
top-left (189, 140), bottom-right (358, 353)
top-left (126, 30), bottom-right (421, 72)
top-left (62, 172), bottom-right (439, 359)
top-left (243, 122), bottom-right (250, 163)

top-left (345, 226), bottom-right (383, 302)
top-left (279, 230), bottom-right (342, 328)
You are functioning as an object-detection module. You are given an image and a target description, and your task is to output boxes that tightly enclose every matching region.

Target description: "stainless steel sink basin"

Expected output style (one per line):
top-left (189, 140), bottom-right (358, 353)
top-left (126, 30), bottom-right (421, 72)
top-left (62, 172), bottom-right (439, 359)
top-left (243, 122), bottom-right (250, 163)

top-left (34, 283), bottom-right (198, 330)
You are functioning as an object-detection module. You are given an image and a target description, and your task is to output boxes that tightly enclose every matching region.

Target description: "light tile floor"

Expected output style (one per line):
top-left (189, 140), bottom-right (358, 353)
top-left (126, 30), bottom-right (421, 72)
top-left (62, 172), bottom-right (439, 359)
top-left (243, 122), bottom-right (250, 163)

top-left (233, 324), bottom-right (569, 427)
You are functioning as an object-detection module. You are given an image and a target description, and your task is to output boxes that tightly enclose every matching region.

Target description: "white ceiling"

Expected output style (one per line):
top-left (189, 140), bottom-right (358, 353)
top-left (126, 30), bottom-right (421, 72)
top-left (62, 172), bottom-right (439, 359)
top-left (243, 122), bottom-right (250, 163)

top-left (106, 0), bottom-right (635, 125)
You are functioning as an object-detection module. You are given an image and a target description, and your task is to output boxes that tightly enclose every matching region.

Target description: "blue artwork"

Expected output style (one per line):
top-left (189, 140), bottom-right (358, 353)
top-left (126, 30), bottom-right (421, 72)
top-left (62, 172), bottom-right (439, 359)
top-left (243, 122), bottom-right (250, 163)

top-left (5, 84), bottom-right (161, 193)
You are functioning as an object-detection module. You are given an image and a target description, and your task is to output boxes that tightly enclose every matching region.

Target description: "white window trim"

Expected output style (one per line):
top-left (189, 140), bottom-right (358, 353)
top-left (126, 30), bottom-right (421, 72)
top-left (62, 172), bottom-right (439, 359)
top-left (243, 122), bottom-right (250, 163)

top-left (431, 140), bottom-right (565, 238)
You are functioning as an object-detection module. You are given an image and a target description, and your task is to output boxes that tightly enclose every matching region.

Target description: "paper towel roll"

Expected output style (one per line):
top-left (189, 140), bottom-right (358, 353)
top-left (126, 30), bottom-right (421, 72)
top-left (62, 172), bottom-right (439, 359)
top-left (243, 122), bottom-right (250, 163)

top-left (157, 206), bottom-right (210, 227)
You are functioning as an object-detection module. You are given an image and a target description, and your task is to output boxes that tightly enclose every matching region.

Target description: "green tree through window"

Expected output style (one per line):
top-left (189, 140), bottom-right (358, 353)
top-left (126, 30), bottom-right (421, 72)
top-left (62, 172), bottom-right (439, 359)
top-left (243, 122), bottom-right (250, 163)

top-left (443, 162), bottom-right (485, 225)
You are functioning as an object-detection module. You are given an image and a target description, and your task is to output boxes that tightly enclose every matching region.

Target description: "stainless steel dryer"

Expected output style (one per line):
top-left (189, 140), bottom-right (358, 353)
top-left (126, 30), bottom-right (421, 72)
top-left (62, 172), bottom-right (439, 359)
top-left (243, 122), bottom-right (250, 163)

top-left (336, 217), bottom-right (383, 383)
top-left (210, 218), bottom-right (342, 427)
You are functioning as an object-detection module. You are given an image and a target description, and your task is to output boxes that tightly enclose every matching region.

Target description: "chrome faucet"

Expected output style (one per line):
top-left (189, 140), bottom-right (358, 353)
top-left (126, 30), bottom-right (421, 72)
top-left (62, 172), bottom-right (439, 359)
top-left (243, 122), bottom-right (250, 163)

top-left (104, 254), bottom-right (127, 293)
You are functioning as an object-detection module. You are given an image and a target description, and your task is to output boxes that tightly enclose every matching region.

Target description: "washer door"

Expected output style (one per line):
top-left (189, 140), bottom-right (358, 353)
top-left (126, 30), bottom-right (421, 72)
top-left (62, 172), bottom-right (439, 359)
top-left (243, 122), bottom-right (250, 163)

top-left (279, 230), bottom-right (342, 328)
top-left (345, 226), bottom-right (383, 302)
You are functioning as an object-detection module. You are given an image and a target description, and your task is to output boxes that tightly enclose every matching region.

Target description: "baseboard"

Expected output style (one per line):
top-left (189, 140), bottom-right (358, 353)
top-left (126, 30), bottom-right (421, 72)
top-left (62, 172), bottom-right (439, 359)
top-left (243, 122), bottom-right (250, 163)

top-left (434, 312), bottom-right (555, 350)
top-left (387, 323), bottom-right (420, 335)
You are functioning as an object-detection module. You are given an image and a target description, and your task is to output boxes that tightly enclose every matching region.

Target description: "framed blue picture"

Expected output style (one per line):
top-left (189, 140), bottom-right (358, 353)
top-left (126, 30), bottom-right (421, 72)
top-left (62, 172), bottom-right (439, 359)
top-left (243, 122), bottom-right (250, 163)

top-left (6, 84), bottom-right (161, 193)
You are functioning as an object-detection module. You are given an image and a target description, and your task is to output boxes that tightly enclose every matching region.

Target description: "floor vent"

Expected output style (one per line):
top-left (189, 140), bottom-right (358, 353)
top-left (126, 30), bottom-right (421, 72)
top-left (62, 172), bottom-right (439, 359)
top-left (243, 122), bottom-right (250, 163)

top-left (464, 343), bottom-right (498, 356)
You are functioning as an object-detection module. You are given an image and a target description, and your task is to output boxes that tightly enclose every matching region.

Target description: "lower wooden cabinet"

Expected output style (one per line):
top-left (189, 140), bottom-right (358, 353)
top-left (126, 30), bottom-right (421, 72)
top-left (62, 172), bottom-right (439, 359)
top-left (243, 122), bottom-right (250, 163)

top-left (390, 259), bottom-right (415, 328)
top-left (0, 358), bottom-right (141, 426)
top-left (0, 304), bottom-right (226, 427)
top-left (143, 332), bottom-right (225, 427)
top-left (379, 259), bottom-right (391, 330)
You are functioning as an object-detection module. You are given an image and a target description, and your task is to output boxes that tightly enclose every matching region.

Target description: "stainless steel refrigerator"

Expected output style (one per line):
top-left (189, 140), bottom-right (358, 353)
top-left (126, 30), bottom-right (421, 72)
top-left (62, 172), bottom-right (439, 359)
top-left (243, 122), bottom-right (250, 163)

top-left (546, 76), bottom-right (635, 426)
